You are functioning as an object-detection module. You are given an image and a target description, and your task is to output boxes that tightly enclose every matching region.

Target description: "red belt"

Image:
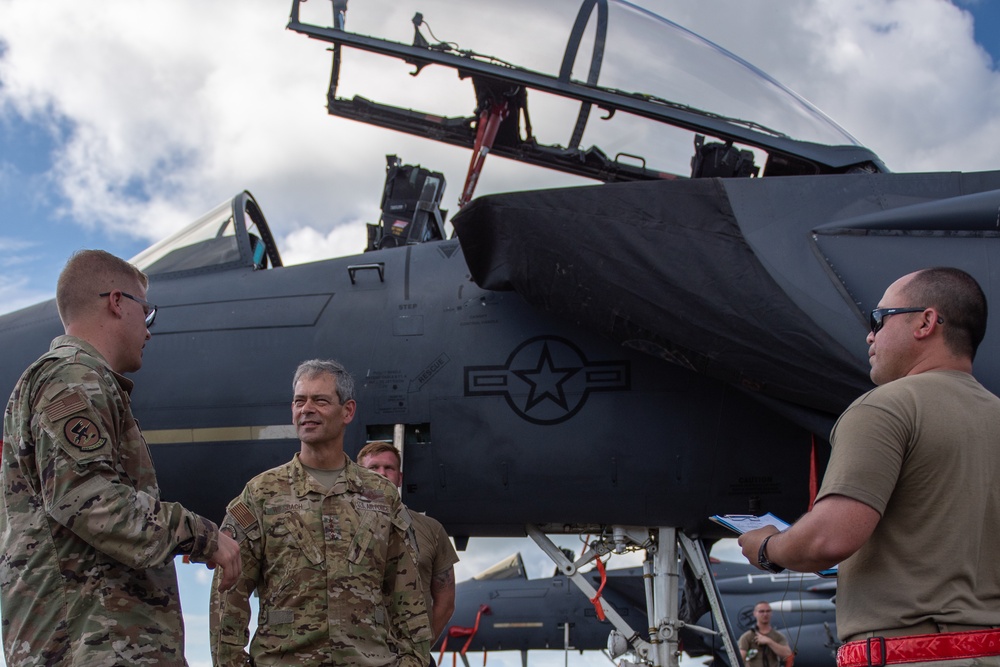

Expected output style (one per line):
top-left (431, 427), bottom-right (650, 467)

top-left (837, 629), bottom-right (1000, 667)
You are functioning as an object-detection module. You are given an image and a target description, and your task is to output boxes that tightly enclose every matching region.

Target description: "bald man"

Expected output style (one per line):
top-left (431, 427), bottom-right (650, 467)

top-left (738, 267), bottom-right (1000, 667)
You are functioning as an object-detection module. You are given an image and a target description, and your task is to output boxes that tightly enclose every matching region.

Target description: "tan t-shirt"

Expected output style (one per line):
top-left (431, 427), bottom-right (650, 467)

top-left (738, 628), bottom-right (787, 667)
top-left (409, 510), bottom-right (460, 616)
top-left (818, 371), bottom-right (1000, 639)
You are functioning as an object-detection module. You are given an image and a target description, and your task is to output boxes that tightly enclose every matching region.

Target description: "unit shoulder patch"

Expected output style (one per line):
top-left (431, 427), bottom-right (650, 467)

top-left (61, 416), bottom-right (107, 452)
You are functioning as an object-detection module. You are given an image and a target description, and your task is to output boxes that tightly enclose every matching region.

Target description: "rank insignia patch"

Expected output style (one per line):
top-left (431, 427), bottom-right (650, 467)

top-left (63, 417), bottom-right (107, 451)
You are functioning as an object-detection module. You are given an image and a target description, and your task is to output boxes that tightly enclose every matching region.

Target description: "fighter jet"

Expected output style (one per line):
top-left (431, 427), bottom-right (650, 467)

top-left (1, 1), bottom-right (998, 666)
top-left (442, 553), bottom-right (838, 667)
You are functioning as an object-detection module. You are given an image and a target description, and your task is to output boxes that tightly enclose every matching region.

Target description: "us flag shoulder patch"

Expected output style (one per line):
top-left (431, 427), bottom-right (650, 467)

top-left (44, 394), bottom-right (88, 422)
top-left (229, 501), bottom-right (258, 531)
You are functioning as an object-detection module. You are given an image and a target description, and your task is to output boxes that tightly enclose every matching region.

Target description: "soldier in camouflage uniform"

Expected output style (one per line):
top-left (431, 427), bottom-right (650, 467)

top-left (210, 359), bottom-right (431, 667)
top-left (0, 249), bottom-right (242, 667)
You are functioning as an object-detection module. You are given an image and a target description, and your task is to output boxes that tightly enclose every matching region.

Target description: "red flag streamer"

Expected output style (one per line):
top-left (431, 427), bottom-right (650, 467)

top-left (589, 556), bottom-right (609, 621)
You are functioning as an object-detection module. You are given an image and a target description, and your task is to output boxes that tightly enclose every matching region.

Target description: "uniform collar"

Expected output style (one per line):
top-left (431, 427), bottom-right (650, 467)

top-left (50, 334), bottom-right (134, 394)
top-left (290, 452), bottom-right (371, 498)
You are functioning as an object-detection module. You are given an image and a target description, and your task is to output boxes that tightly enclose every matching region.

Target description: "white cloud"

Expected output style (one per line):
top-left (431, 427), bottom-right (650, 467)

top-left (2, 0), bottom-right (997, 257)
top-left (0, 236), bottom-right (37, 256)
top-left (669, 1), bottom-right (1000, 173)
top-left (0, 273), bottom-right (52, 315)
top-left (0, 240), bottom-right (53, 313)
top-left (1, 0), bottom-right (366, 241)
top-left (280, 220), bottom-right (370, 266)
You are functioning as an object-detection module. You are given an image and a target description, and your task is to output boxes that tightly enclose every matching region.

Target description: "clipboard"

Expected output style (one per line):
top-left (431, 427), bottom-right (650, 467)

top-left (710, 512), bottom-right (838, 578)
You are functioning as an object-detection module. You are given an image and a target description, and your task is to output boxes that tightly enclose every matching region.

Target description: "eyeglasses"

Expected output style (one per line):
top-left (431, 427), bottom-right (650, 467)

top-left (869, 307), bottom-right (926, 334)
top-left (99, 291), bottom-right (157, 328)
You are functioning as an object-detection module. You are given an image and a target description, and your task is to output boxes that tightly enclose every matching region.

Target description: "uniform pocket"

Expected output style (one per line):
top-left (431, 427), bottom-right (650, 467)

top-left (281, 513), bottom-right (324, 565)
top-left (347, 510), bottom-right (375, 563)
top-left (263, 511), bottom-right (325, 589)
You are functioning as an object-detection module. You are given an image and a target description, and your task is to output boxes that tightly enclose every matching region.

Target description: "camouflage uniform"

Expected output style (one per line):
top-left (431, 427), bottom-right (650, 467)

top-left (210, 453), bottom-right (432, 667)
top-left (0, 335), bottom-right (221, 667)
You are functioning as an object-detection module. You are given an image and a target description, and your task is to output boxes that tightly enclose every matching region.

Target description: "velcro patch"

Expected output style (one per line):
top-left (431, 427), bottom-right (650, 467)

top-left (354, 498), bottom-right (390, 514)
top-left (44, 394), bottom-right (87, 422)
top-left (62, 416), bottom-right (107, 452)
top-left (264, 503), bottom-right (304, 515)
top-left (262, 609), bottom-right (294, 626)
top-left (229, 501), bottom-right (257, 531)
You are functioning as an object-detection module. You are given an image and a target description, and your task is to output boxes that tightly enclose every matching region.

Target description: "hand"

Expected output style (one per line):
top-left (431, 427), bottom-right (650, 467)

top-left (738, 525), bottom-right (779, 569)
top-left (206, 530), bottom-right (242, 592)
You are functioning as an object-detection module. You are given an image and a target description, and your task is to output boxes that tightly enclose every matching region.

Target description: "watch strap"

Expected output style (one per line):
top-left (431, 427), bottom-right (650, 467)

top-left (758, 533), bottom-right (785, 573)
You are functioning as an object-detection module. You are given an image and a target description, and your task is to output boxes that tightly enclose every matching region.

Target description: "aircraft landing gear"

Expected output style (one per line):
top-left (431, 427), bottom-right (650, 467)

top-left (525, 525), bottom-right (741, 667)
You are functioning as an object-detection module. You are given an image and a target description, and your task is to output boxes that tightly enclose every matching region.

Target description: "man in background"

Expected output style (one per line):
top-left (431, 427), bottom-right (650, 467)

top-left (738, 601), bottom-right (792, 667)
top-left (359, 440), bottom-right (459, 650)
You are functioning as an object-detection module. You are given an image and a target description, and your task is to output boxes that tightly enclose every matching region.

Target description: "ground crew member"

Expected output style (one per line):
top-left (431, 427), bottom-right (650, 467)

top-left (738, 267), bottom-right (1000, 667)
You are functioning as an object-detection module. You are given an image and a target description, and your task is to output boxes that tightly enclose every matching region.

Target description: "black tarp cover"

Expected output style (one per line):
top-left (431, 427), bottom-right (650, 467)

top-left (453, 178), bottom-right (872, 423)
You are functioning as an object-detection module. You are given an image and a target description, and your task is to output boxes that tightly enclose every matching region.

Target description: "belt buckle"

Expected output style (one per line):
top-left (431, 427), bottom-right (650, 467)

top-left (865, 637), bottom-right (887, 667)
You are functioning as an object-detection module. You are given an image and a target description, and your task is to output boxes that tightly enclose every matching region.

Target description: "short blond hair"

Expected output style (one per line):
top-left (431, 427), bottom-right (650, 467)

top-left (357, 441), bottom-right (400, 466)
top-left (56, 250), bottom-right (148, 326)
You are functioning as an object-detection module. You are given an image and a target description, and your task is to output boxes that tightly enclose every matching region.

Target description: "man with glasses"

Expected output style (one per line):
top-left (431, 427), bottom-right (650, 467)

top-left (738, 267), bottom-right (1000, 667)
top-left (0, 249), bottom-right (241, 666)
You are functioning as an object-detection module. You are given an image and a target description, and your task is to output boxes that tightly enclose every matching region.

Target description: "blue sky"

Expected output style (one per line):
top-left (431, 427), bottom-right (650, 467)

top-left (968, 0), bottom-right (1000, 56)
top-left (1, 1), bottom-right (999, 665)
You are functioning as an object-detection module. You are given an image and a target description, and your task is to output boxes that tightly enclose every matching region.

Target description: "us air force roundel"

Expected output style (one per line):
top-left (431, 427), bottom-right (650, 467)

top-left (62, 416), bottom-right (108, 452)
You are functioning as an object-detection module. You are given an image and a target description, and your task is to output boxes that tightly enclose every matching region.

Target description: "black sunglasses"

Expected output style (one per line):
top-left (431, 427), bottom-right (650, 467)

top-left (99, 291), bottom-right (157, 328)
top-left (869, 307), bottom-right (926, 334)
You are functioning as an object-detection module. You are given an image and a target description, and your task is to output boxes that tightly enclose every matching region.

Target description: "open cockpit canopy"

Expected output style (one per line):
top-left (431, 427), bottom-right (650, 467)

top-left (289, 0), bottom-right (884, 183)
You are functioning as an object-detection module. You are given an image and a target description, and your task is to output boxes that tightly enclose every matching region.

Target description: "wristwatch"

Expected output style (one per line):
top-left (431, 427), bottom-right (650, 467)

top-left (757, 534), bottom-right (785, 573)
